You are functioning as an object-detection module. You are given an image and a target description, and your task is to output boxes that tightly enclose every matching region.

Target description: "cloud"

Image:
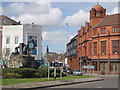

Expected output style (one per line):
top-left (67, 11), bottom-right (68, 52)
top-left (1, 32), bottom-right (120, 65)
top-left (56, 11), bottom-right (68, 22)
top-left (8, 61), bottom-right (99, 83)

top-left (108, 6), bottom-right (119, 15)
top-left (64, 10), bottom-right (89, 26)
top-left (4, 2), bottom-right (62, 26)
top-left (42, 30), bottom-right (74, 44)
top-left (0, 6), bottom-right (4, 15)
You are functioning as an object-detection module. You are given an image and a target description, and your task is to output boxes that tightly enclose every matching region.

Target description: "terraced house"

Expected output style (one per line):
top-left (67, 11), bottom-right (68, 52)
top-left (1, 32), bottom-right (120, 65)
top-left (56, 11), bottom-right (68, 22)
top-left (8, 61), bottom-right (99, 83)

top-left (67, 4), bottom-right (120, 75)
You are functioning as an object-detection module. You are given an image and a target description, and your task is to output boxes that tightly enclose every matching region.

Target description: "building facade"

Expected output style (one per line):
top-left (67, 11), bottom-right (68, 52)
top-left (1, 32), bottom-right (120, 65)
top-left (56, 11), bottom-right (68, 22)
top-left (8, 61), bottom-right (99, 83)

top-left (67, 4), bottom-right (120, 74)
top-left (66, 35), bottom-right (79, 71)
top-left (0, 15), bottom-right (42, 67)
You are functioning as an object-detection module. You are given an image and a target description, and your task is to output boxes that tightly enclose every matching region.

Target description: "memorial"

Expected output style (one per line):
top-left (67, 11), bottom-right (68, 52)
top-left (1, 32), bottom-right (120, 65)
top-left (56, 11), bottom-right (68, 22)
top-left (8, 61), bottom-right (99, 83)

top-left (9, 43), bottom-right (40, 69)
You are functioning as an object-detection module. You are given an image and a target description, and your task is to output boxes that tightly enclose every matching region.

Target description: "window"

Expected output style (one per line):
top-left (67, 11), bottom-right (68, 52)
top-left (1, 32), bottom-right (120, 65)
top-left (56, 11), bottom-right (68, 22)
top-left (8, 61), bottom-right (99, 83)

top-left (15, 37), bottom-right (19, 44)
top-left (101, 28), bottom-right (106, 34)
top-left (6, 37), bottom-right (10, 44)
top-left (89, 43), bottom-right (92, 55)
top-left (6, 48), bottom-right (10, 56)
top-left (93, 29), bottom-right (97, 35)
top-left (112, 40), bottom-right (120, 54)
top-left (96, 11), bottom-right (101, 16)
top-left (101, 41), bottom-right (106, 54)
top-left (94, 42), bottom-right (97, 55)
top-left (112, 27), bottom-right (120, 33)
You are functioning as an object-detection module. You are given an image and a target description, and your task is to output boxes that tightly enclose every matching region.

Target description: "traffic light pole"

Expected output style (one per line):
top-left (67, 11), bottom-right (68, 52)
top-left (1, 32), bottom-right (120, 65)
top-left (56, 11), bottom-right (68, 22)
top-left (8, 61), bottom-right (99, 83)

top-left (60, 67), bottom-right (62, 79)
top-left (54, 67), bottom-right (56, 80)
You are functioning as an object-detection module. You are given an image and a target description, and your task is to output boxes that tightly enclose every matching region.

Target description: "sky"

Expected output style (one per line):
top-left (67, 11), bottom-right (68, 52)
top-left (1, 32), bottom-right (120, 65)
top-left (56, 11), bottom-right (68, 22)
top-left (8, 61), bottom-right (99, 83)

top-left (0, 1), bottom-right (119, 55)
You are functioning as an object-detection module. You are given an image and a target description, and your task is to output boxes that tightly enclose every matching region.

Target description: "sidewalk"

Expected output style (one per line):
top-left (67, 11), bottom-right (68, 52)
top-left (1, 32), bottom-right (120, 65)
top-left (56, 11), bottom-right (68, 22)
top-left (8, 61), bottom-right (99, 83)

top-left (2, 77), bottom-right (104, 89)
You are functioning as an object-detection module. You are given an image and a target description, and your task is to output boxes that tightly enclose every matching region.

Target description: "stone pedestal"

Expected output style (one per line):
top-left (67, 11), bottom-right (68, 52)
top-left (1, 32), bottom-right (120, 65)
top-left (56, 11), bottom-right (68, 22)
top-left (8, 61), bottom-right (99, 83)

top-left (9, 55), bottom-right (40, 69)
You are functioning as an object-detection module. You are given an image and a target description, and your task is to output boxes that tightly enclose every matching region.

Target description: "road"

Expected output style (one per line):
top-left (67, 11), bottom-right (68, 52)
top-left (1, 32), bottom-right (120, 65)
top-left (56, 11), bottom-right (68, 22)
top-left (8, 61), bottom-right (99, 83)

top-left (34, 76), bottom-right (119, 90)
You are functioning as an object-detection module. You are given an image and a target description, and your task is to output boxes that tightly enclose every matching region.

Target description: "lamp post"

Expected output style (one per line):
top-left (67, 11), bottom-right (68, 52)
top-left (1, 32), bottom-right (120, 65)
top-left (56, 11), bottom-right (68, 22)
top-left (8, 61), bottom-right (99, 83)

top-left (48, 62), bottom-right (50, 80)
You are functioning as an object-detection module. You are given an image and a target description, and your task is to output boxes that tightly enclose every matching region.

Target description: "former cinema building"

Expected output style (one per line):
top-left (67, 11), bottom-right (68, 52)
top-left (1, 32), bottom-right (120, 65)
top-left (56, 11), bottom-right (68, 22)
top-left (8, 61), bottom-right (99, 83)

top-left (67, 4), bottom-right (120, 75)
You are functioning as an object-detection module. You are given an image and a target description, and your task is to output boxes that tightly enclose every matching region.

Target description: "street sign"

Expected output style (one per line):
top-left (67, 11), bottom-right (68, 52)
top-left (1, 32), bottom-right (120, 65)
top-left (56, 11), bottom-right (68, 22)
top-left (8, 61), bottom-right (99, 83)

top-left (79, 60), bottom-right (83, 62)
top-left (44, 63), bottom-right (48, 66)
top-left (53, 62), bottom-right (59, 67)
top-left (82, 65), bottom-right (94, 69)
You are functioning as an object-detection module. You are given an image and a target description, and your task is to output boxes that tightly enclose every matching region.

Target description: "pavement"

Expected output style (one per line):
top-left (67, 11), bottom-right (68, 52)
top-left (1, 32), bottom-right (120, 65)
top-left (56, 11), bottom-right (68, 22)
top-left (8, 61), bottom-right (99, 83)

top-left (46, 76), bottom-right (119, 89)
top-left (2, 77), bottom-right (104, 89)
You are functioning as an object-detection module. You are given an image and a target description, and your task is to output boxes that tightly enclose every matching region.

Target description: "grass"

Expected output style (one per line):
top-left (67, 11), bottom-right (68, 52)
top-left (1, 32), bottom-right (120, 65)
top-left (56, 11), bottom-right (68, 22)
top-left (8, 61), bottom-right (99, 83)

top-left (1, 76), bottom-right (96, 85)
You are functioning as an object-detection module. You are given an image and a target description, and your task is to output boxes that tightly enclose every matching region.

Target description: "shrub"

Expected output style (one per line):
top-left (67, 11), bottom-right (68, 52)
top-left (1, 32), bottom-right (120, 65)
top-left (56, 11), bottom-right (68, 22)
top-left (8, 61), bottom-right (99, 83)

top-left (3, 73), bottom-right (21, 79)
top-left (34, 73), bottom-right (42, 78)
top-left (50, 72), bottom-right (60, 77)
top-left (2, 68), bottom-right (37, 78)
top-left (37, 67), bottom-right (48, 77)
top-left (2, 67), bottom-right (67, 78)
top-left (62, 72), bottom-right (67, 76)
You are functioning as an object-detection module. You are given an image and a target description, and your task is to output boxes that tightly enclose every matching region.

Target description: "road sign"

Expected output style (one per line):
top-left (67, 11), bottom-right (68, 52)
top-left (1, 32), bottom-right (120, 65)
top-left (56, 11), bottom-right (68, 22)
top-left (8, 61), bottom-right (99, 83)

top-left (44, 63), bottom-right (48, 66)
top-left (53, 62), bottom-right (59, 67)
top-left (82, 65), bottom-right (94, 69)
top-left (79, 60), bottom-right (83, 62)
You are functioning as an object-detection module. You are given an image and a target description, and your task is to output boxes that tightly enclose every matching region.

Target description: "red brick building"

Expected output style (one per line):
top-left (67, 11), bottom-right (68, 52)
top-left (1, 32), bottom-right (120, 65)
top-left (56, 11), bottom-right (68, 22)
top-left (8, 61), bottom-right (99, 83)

top-left (67, 35), bottom-right (80, 71)
top-left (67, 4), bottom-right (120, 75)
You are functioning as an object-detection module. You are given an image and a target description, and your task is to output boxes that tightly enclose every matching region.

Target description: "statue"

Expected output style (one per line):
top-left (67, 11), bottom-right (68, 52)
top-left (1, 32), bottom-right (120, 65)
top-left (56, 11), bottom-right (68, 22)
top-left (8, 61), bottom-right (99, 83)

top-left (10, 43), bottom-right (40, 69)
top-left (11, 46), bottom-right (19, 55)
top-left (15, 47), bottom-right (19, 54)
top-left (23, 44), bottom-right (31, 55)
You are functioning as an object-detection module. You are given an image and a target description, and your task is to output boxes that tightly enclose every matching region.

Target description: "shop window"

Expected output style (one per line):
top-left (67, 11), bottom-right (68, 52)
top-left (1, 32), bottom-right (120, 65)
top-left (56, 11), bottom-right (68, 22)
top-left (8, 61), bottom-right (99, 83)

top-left (110, 63), bottom-right (113, 72)
top-left (115, 63), bottom-right (118, 72)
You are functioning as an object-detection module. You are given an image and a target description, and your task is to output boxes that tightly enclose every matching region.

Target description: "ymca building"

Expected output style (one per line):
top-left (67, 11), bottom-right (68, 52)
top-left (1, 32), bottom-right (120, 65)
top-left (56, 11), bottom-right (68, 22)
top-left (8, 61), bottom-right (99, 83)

top-left (67, 4), bottom-right (120, 75)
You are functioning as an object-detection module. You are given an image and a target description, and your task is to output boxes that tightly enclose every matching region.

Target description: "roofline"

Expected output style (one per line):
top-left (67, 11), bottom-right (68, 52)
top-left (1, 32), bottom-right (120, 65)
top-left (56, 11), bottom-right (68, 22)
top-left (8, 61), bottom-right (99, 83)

top-left (92, 13), bottom-right (120, 28)
top-left (92, 24), bottom-right (120, 28)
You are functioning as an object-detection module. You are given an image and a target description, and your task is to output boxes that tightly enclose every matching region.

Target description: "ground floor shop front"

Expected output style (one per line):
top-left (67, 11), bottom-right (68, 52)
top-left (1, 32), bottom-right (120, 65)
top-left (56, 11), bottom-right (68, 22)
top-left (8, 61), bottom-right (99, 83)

top-left (81, 59), bottom-right (120, 75)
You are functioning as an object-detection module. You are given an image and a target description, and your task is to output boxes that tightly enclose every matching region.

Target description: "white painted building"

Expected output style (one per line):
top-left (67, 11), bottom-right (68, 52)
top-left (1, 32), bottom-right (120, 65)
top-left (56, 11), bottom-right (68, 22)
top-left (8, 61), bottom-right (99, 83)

top-left (2, 24), bottom-right (42, 60)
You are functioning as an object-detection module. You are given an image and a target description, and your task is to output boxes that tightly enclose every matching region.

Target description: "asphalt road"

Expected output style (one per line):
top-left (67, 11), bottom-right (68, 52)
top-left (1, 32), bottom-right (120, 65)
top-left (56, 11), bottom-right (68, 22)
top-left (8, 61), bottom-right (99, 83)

top-left (36, 76), bottom-right (119, 90)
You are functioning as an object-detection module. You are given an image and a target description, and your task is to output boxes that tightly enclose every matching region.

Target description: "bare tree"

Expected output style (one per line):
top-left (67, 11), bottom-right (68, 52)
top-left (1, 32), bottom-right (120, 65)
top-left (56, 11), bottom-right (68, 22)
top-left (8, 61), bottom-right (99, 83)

top-left (2, 47), bottom-right (12, 68)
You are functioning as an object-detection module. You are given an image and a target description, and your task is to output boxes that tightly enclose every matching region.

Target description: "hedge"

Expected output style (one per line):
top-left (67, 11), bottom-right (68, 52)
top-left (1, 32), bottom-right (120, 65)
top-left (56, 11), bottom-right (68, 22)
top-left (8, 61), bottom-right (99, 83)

top-left (2, 67), bottom-right (67, 79)
top-left (2, 68), bottom-right (37, 78)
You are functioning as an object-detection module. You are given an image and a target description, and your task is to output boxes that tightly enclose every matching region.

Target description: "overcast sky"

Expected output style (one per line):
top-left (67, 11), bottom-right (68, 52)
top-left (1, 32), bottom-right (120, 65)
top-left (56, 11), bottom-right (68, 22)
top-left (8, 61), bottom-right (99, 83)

top-left (1, 1), bottom-right (119, 54)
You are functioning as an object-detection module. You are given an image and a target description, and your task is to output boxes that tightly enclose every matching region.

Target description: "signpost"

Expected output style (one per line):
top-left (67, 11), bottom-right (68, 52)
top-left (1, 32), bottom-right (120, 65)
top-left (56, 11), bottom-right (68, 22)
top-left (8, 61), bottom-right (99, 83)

top-left (48, 61), bottom-right (63, 80)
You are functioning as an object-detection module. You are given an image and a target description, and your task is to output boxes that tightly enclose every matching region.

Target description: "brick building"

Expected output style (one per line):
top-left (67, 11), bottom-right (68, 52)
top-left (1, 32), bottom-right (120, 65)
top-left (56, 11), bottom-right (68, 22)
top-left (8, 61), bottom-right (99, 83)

top-left (66, 35), bottom-right (79, 71)
top-left (67, 4), bottom-right (120, 74)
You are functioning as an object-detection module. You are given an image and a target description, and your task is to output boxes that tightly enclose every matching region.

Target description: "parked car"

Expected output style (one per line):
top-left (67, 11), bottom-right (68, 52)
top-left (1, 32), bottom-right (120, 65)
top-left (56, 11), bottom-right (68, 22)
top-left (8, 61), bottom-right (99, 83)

top-left (63, 68), bottom-right (72, 74)
top-left (66, 68), bottom-right (73, 74)
top-left (73, 70), bottom-right (83, 76)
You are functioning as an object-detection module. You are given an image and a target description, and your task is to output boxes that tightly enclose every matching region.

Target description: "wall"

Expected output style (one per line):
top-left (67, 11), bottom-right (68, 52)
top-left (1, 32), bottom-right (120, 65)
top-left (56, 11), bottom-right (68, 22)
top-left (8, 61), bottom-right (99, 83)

top-left (23, 24), bottom-right (42, 60)
top-left (2, 25), bottom-right (23, 56)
